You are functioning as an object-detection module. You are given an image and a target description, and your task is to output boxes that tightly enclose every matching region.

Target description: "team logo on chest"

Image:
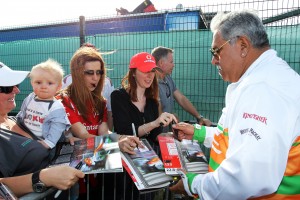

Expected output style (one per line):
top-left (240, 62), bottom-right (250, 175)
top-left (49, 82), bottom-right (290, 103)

top-left (243, 112), bottom-right (267, 125)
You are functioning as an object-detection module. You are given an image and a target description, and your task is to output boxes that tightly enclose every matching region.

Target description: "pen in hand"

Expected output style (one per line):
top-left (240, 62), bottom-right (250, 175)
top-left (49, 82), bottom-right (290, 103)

top-left (54, 161), bottom-right (83, 198)
top-left (131, 123), bottom-right (140, 151)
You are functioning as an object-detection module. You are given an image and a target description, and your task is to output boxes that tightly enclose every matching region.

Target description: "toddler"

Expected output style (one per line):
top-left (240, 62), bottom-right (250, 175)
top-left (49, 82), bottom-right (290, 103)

top-left (17, 59), bottom-right (70, 149)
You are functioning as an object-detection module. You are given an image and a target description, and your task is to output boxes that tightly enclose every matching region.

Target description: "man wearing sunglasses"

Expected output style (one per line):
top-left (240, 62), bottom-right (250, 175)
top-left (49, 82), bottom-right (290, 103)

top-left (0, 85), bottom-right (19, 94)
top-left (170, 10), bottom-right (300, 199)
top-left (0, 62), bottom-right (140, 198)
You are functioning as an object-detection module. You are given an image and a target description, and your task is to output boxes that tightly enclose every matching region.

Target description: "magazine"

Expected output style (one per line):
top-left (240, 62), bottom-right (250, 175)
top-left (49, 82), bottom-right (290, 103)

top-left (0, 183), bottom-right (18, 200)
top-left (51, 135), bottom-right (123, 174)
top-left (121, 138), bottom-right (173, 190)
top-left (158, 136), bottom-right (208, 175)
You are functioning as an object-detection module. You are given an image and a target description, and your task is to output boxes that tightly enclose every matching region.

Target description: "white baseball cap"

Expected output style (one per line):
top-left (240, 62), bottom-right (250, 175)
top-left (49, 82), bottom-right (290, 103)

top-left (0, 62), bottom-right (30, 86)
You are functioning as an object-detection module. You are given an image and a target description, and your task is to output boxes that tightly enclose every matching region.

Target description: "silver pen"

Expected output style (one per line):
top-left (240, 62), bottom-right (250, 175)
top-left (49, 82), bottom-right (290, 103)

top-left (131, 123), bottom-right (137, 137)
top-left (54, 161), bottom-right (83, 198)
top-left (131, 123), bottom-right (139, 151)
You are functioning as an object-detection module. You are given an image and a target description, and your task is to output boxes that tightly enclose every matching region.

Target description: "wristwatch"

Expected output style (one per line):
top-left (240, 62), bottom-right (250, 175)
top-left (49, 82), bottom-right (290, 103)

top-left (32, 170), bottom-right (47, 193)
top-left (196, 115), bottom-right (204, 123)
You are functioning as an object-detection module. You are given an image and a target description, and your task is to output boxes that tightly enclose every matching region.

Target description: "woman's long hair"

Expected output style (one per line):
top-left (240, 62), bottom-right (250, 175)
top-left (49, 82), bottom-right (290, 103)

top-left (60, 46), bottom-right (106, 122)
top-left (121, 68), bottom-right (159, 106)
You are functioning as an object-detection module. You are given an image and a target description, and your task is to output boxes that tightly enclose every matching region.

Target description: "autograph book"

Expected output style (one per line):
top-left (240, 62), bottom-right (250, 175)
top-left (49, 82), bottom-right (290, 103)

top-left (51, 135), bottom-right (123, 174)
top-left (158, 136), bottom-right (208, 175)
top-left (121, 139), bottom-right (173, 190)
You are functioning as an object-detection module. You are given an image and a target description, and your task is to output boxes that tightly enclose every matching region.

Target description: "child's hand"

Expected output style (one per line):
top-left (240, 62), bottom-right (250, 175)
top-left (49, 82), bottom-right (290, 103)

top-left (65, 136), bottom-right (81, 145)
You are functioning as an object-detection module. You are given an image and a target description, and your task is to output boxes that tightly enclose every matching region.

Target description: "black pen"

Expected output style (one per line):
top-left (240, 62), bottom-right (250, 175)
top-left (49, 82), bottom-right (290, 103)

top-left (75, 161), bottom-right (83, 170)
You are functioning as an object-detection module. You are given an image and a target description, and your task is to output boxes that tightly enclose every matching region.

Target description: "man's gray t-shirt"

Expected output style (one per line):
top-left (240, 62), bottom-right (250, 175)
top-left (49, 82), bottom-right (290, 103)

top-left (158, 75), bottom-right (176, 132)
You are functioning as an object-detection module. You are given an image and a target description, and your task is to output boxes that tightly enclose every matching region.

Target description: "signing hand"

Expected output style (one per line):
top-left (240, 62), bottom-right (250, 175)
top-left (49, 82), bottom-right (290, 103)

top-left (118, 135), bottom-right (142, 154)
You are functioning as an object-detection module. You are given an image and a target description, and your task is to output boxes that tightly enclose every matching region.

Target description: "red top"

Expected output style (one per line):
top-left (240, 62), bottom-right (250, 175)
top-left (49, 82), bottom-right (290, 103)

top-left (58, 95), bottom-right (107, 136)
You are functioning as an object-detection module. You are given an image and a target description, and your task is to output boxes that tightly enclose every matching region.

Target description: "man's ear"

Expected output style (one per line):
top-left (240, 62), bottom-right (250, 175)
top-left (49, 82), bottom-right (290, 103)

top-left (157, 59), bottom-right (164, 67)
top-left (238, 36), bottom-right (250, 57)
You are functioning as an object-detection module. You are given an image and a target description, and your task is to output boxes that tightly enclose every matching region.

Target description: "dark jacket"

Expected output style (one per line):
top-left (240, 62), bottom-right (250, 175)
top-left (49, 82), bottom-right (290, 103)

top-left (111, 88), bottom-right (162, 145)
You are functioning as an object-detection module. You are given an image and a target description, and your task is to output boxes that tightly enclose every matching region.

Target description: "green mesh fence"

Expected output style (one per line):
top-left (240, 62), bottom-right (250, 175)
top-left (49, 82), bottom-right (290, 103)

top-left (85, 31), bottom-right (228, 122)
top-left (0, 38), bottom-right (80, 113)
top-left (0, 0), bottom-right (299, 124)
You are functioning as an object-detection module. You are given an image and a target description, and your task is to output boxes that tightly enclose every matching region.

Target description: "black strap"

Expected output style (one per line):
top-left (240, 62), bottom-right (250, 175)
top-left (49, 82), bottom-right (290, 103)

top-left (9, 116), bottom-right (40, 141)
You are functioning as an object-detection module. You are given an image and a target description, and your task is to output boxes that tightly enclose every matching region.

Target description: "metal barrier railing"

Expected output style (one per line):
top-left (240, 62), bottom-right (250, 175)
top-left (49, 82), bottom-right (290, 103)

top-left (73, 172), bottom-right (170, 200)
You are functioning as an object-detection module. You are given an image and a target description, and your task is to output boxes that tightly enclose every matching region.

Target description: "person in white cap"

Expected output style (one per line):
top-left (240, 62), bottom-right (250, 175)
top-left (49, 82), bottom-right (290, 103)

top-left (0, 61), bottom-right (141, 198)
top-left (0, 62), bottom-right (84, 197)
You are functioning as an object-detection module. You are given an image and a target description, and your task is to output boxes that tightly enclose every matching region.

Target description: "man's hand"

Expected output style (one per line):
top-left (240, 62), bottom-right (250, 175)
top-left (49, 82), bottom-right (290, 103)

top-left (197, 116), bottom-right (212, 126)
top-left (202, 118), bottom-right (212, 126)
top-left (40, 166), bottom-right (84, 190)
top-left (172, 122), bottom-right (194, 141)
top-left (169, 179), bottom-right (188, 196)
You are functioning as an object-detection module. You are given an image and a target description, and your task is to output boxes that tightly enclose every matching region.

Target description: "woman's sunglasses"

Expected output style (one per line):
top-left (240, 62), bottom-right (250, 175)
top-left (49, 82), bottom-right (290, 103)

top-left (84, 70), bottom-right (104, 76)
top-left (0, 85), bottom-right (18, 94)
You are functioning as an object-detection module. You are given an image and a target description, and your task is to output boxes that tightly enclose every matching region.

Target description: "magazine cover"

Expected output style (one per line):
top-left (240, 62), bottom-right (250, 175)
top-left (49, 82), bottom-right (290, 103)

top-left (157, 136), bottom-right (182, 175)
top-left (158, 136), bottom-right (208, 175)
top-left (121, 138), bottom-right (173, 190)
top-left (51, 135), bottom-right (123, 174)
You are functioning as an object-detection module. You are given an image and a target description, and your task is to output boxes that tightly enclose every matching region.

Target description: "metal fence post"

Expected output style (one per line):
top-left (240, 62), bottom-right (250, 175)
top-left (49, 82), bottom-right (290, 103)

top-left (79, 15), bottom-right (86, 46)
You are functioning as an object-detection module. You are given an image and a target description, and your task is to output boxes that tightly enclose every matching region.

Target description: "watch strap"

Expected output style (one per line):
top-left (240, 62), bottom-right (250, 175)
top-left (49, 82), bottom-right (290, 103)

top-left (32, 170), bottom-right (47, 193)
top-left (32, 170), bottom-right (41, 185)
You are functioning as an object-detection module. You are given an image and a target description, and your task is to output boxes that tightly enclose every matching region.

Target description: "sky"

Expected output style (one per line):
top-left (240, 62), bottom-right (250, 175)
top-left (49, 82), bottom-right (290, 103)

top-left (0, 0), bottom-right (224, 29)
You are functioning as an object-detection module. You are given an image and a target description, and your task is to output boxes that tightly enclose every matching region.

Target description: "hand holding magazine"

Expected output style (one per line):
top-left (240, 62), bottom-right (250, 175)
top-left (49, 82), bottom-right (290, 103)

top-left (158, 135), bottom-right (208, 175)
top-left (121, 138), bottom-right (173, 190)
top-left (51, 135), bottom-right (123, 174)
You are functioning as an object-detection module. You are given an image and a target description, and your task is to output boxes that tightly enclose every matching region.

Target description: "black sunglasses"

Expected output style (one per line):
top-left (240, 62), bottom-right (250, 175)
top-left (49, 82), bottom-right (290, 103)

top-left (164, 81), bottom-right (171, 98)
top-left (0, 85), bottom-right (18, 94)
top-left (84, 70), bottom-right (104, 76)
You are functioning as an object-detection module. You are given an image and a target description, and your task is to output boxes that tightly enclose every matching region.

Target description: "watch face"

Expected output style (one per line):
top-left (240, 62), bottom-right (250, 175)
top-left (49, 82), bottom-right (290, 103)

top-left (33, 182), bottom-right (47, 193)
